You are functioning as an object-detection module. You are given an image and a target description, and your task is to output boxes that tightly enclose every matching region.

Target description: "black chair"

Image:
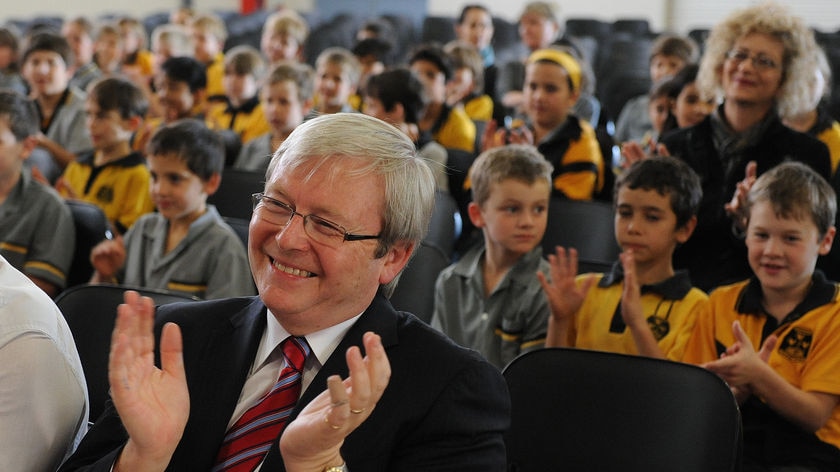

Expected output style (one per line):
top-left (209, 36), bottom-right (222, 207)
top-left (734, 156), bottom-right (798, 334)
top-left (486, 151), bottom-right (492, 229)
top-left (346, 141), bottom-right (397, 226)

top-left (541, 198), bottom-right (621, 274)
top-left (223, 216), bottom-right (250, 249)
top-left (389, 190), bottom-right (460, 324)
top-left (503, 348), bottom-right (742, 472)
top-left (55, 284), bottom-right (199, 423)
top-left (420, 16), bottom-right (456, 44)
top-left (207, 169), bottom-right (264, 220)
top-left (65, 200), bottom-right (112, 289)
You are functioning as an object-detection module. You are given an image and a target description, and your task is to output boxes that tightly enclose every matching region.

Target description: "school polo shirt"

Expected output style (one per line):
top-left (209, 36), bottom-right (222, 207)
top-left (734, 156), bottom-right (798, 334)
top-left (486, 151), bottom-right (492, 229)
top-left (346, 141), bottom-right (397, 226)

top-left (120, 205), bottom-right (255, 300)
top-left (0, 168), bottom-right (74, 288)
top-left (570, 264), bottom-right (707, 360)
top-left (683, 273), bottom-right (840, 464)
top-left (431, 245), bottom-right (550, 369)
top-left (59, 151), bottom-right (155, 233)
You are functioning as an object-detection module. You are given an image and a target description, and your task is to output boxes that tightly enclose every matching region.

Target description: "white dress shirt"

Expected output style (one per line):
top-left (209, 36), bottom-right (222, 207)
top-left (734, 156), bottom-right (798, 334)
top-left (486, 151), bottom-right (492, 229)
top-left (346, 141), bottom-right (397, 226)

top-left (0, 256), bottom-right (89, 471)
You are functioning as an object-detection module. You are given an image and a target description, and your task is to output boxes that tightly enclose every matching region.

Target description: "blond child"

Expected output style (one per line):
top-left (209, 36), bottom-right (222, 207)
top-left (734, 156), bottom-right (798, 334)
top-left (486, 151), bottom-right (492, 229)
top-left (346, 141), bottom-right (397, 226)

top-left (206, 45), bottom-right (269, 144)
top-left (539, 156), bottom-right (706, 359)
top-left (188, 12), bottom-right (228, 102)
top-left (683, 162), bottom-right (840, 469)
top-left (260, 9), bottom-right (309, 65)
top-left (234, 62), bottom-right (314, 173)
top-left (307, 47), bottom-right (361, 116)
top-left (432, 144), bottom-right (552, 369)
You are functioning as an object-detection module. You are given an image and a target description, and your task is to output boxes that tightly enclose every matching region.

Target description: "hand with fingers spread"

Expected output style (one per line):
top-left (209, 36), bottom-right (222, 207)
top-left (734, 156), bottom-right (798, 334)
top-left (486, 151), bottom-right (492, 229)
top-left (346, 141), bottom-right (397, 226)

top-left (724, 161), bottom-right (757, 233)
top-left (280, 332), bottom-right (391, 472)
top-left (109, 291), bottom-right (190, 472)
top-left (537, 246), bottom-right (596, 347)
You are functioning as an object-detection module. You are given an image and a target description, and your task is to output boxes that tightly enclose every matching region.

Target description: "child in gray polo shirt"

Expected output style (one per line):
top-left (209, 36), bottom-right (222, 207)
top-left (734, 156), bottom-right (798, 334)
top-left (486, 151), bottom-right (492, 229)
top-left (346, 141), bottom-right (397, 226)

top-left (89, 119), bottom-right (254, 299)
top-left (0, 90), bottom-right (75, 297)
top-left (431, 144), bottom-right (552, 369)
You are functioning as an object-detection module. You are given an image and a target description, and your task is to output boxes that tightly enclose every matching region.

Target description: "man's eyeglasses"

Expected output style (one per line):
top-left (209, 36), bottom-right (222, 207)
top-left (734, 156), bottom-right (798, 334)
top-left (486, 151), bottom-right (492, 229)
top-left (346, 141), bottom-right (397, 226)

top-left (725, 49), bottom-right (779, 71)
top-left (251, 193), bottom-right (381, 246)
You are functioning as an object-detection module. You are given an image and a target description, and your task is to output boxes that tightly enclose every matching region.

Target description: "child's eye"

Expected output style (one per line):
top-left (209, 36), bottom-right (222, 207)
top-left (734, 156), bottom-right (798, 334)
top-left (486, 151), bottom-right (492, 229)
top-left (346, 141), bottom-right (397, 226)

top-left (504, 206), bottom-right (520, 214)
top-left (533, 205), bottom-right (547, 215)
top-left (645, 214), bottom-right (661, 222)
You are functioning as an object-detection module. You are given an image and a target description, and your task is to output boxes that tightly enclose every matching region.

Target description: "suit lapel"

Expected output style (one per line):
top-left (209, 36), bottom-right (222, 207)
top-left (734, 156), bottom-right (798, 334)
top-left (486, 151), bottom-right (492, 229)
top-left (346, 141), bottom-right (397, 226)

top-left (172, 297), bottom-right (268, 469)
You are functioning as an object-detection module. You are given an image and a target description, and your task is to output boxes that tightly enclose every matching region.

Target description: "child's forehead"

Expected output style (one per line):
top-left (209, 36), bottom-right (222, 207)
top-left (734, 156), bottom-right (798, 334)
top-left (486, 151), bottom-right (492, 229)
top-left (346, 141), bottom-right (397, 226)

top-left (652, 53), bottom-right (685, 64)
top-left (26, 49), bottom-right (65, 63)
top-left (617, 186), bottom-right (674, 208)
top-left (149, 152), bottom-right (191, 169)
top-left (489, 177), bottom-right (551, 197)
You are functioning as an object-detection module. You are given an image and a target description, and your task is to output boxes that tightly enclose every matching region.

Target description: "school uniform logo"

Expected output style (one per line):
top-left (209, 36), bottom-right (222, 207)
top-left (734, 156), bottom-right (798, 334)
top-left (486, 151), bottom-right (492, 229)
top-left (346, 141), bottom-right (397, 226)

top-left (778, 327), bottom-right (812, 362)
top-left (96, 186), bottom-right (115, 204)
top-left (646, 315), bottom-right (670, 341)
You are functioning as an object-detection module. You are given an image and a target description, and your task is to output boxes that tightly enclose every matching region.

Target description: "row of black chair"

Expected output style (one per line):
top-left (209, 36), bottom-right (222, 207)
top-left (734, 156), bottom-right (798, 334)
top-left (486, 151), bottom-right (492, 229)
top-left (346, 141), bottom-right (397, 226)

top-left (57, 281), bottom-right (744, 469)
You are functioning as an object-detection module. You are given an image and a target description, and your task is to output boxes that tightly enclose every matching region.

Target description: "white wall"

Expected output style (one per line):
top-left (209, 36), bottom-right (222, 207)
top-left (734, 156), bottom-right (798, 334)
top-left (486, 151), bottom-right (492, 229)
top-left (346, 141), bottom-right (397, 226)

top-left (2, 0), bottom-right (838, 35)
top-left (428, 0), bottom-right (668, 31)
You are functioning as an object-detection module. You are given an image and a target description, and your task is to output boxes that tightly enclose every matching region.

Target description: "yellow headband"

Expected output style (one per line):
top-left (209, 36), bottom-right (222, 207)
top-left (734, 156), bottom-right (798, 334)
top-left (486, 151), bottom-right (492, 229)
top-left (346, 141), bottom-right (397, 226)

top-left (527, 49), bottom-right (582, 92)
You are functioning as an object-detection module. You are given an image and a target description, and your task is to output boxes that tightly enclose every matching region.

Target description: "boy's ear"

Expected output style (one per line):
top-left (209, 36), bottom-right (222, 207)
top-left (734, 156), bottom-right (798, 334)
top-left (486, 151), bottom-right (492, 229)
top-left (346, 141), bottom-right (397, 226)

top-left (125, 115), bottom-right (142, 133)
top-left (203, 171), bottom-right (222, 196)
top-left (392, 102), bottom-right (406, 123)
top-left (675, 215), bottom-right (698, 244)
top-left (301, 97), bottom-right (314, 116)
top-left (467, 201), bottom-right (485, 228)
top-left (819, 226), bottom-right (836, 256)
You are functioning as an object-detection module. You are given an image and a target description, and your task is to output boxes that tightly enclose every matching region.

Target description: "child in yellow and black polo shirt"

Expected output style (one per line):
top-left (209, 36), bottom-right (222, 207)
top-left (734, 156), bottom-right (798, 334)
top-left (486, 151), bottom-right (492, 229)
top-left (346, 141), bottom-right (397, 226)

top-left (538, 156), bottom-right (706, 359)
top-left (683, 162), bottom-right (840, 470)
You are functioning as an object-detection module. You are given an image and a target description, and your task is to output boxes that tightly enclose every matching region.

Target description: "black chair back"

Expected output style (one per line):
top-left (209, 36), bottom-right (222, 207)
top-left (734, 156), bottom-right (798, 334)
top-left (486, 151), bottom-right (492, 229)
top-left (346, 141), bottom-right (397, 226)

top-left (503, 348), bottom-right (742, 472)
top-left (65, 200), bottom-right (111, 289)
top-left (55, 284), bottom-right (198, 423)
top-left (207, 169), bottom-right (265, 220)
top-left (541, 198), bottom-right (620, 273)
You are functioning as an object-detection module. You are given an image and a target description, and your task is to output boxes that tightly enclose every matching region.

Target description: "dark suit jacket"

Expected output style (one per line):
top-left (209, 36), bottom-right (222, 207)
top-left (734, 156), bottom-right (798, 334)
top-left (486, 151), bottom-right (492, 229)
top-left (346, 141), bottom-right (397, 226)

top-left (661, 113), bottom-right (831, 292)
top-left (59, 292), bottom-right (511, 471)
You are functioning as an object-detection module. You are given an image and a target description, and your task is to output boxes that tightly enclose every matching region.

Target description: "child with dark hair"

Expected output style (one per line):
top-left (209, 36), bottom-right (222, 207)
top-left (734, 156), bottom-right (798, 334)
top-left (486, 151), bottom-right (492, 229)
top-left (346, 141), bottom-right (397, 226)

top-left (133, 56), bottom-right (207, 153)
top-left (0, 90), bottom-right (74, 297)
top-left (540, 156), bottom-right (706, 359)
top-left (363, 67), bottom-right (448, 191)
top-left (410, 43), bottom-right (476, 153)
top-left (614, 34), bottom-right (699, 144)
top-left (21, 32), bottom-right (92, 180)
top-left (57, 77), bottom-right (153, 234)
top-left (90, 119), bottom-right (254, 299)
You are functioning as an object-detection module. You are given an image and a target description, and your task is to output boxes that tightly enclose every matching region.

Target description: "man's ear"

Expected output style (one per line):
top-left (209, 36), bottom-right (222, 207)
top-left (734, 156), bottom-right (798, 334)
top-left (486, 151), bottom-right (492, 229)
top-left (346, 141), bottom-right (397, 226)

top-left (379, 240), bottom-right (415, 285)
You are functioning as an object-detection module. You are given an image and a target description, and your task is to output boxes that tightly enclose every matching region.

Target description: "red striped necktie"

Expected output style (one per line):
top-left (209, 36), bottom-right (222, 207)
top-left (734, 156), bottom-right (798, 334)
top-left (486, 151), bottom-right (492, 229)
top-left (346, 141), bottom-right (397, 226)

top-left (212, 336), bottom-right (310, 472)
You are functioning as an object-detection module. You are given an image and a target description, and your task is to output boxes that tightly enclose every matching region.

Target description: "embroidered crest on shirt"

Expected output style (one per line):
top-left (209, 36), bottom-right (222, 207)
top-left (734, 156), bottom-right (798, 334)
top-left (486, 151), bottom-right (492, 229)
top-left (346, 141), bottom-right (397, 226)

top-left (778, 327), bottom-right (812, 362)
